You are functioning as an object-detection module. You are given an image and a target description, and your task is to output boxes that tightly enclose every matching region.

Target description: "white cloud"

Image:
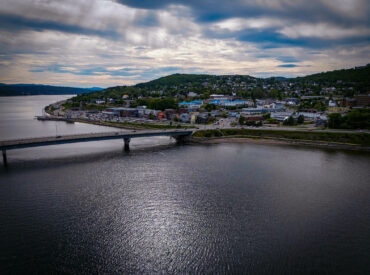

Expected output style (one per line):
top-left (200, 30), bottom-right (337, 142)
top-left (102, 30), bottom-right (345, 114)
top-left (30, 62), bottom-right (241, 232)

top-left (279, 23), bottom-right (370, 39)
top-left (212, 17), bottom-right (284, 31)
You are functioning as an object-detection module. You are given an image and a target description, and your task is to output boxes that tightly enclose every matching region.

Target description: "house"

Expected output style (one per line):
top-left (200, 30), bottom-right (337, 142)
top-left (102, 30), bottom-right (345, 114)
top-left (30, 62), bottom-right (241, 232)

top-left (164, 109), bottom-right (177, 119)
top-left (157, 112), bottom-right (166, 120)
top-left (179, 113), bottom-right (191, 123)
top-left (284, 98), bottom-right (300, 106)
top-left (196, 113), bottom-right (209, 123)
top-left (107, 98), bottom-right (116, 103)
top-left (187, 92), bottom-right (198, 97)
top-left (143, 109), bottom-right (160, 118)
top-left (328, 100), bottom-right (337, 107)
top-left (210, 94), bottom-right (229, 101)
top-left (136, 106), bottom-right (147, 117)
top-left (272, 102), bottom-right (284, 109)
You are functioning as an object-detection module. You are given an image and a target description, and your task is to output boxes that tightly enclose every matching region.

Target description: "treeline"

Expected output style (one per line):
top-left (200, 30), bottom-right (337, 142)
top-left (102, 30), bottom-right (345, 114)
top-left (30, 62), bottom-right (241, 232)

top-left (192, 129), bottom-right (370, 146)
top-left (293, 65), bottom-right (370, 92)
top-left (134, 98), bottom-right (177, 110)
top-left (328, 109), bottom-right (370, 129)
top-left (0, 84), bottom-right (101, 96)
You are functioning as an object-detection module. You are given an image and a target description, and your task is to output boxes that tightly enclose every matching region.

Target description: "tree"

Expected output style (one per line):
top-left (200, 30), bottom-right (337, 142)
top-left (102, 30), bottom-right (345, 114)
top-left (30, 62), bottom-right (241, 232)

top-left (148, 113), bottom-right (156, 120)
top-left (239, 116), bottom-right (245, 125)
top-left (345, 108), bottom-right (370, 129)
top-left (204, 103), bottom-right (216, 112)
top-left (283, 116), bottom-right (295, 126)
top-left (328, 113), bottom-right (344, 128)
top-left (148, 98), bottom-right (176, 110)
top-left (297, 115), bottom-right (304, 124)
top-left (263, 113), bottom-right (271, 120)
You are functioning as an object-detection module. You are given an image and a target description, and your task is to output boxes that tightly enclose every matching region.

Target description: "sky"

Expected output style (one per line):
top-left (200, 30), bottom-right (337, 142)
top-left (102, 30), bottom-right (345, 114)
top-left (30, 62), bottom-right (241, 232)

top-left (0, 0), bottom-right (369, 88)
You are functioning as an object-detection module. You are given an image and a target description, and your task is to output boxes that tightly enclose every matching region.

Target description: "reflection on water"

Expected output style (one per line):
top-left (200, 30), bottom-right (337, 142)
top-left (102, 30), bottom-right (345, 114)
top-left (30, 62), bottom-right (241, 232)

top-left (0, 96), bottom-right (370, 274)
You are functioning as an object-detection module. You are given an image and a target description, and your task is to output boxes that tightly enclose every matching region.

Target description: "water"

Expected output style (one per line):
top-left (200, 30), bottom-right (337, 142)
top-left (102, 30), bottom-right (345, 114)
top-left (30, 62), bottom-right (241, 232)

top-left (1, 96), bottom-right (370, 274)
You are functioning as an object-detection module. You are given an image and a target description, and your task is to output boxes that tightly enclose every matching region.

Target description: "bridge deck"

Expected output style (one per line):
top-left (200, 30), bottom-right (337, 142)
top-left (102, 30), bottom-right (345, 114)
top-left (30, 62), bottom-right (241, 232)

top-left (0, 130), bottom-right (193, 150)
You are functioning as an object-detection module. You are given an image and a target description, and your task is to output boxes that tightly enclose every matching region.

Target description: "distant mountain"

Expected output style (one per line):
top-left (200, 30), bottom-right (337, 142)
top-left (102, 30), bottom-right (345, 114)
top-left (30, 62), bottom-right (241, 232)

top-left (271, 77), bottom-right (289, 81)
top-left (0, 84), bottom-right (103, 96)
top-left (85, 87), bottom-right (104, 91)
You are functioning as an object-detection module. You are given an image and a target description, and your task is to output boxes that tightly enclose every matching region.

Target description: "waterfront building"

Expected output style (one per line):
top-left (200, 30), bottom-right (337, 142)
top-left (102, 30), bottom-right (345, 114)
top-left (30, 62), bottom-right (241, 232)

top-left (103, 107), bottom-right (138, 117)
top-left (178, 101), bottom-right (203, 109)
top-left (356, 94), bottom-right (370, 106)
top-left (270, 112), bottom-right (294, 121)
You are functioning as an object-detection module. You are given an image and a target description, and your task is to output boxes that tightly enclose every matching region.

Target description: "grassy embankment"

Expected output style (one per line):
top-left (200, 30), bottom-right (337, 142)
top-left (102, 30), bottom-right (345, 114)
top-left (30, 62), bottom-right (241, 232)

top-left (192, 129), bottom-right (370, 146)
top-left (75, 118), bottom-right (195, 130)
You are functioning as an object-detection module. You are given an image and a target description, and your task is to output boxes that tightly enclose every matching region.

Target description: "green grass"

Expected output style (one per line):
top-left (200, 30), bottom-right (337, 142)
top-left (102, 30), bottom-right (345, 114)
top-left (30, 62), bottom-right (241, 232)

top-left (192, 129), bottom-right (370, 146)
top-left (77, 118), bottom-right (195, 130)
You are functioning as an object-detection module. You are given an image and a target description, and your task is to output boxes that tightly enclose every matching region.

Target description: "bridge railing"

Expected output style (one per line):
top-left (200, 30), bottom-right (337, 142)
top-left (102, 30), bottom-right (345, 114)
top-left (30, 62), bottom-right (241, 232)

top-left (0, 131), bottom-right (130, 143)
top-left (0, 129), bottom-right (192, 143)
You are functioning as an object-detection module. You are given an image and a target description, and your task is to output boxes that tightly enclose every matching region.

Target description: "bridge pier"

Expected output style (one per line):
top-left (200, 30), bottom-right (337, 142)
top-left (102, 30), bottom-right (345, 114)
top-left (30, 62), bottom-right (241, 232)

top-left (172, 134), bottom-right (191, 144)
top-left (2, 150), bottom-right (7, 166)
top-left (123, 138), bottom-right (131, 151)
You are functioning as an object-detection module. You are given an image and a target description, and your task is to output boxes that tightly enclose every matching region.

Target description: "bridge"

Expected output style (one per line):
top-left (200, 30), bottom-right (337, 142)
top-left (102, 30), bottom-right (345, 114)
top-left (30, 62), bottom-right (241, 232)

top-left (0, 130), bottom-right (193, 166)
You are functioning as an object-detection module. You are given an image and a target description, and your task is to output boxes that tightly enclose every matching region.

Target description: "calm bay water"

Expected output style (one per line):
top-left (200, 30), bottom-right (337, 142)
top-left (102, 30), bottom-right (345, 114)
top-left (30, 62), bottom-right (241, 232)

top-left (0, 96), bottom-right (370, 274)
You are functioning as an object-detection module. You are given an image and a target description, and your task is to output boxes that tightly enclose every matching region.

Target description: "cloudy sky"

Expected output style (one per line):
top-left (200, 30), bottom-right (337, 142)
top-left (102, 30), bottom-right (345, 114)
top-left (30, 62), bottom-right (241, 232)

top-left (0, 0), bottom-right (369, 87)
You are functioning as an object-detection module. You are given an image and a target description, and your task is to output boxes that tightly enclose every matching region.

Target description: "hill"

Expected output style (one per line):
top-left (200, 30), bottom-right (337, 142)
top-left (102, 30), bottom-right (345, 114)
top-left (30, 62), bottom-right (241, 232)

top-left (0, 84), bottom-right (103, 96)
top-left (135, 74), bottom-right (216, 89)
top-left (292, 64), bottom-right (370, 91)
top-left (135, 73), bottom-right (256, 89)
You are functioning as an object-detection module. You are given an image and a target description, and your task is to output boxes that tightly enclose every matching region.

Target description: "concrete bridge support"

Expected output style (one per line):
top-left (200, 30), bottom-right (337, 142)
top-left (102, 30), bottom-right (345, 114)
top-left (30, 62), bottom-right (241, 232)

top-left (2, 150), bottom-right (7, 167)
top-left (172, 135), bottom-right (191, 144)
top-left (123, 138), bottom-right (131, 151)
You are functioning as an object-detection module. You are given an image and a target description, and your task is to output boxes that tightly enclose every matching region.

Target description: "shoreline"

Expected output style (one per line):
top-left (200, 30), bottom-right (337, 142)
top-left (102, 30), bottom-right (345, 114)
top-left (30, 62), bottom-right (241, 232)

top-left (190, 136), bottom-right (370, 152)
top-left (43, 106), bottom-right (370, 152)
top-left (74, 119), bottom-right (370, 152)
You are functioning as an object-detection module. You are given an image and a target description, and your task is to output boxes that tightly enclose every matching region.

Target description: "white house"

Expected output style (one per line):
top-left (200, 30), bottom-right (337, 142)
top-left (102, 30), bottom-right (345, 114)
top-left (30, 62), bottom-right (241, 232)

top-left (187, 92), bottom-right (198, 97)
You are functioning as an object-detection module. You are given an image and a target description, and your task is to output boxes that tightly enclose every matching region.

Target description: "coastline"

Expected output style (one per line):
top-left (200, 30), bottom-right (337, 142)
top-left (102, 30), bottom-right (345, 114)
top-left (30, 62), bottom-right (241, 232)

top-left (73, 119), bottom-right (370, 152)
top-left (43, 104), bottom-right (370, 152)
top-left (190, 136), bottom-right (370, 152)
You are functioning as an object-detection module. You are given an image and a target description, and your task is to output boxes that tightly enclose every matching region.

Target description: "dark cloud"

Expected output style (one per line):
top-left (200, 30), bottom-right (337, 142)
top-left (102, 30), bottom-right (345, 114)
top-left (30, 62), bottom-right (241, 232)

top-left (115, 0), bottom-right (370, 50)
top-left (0, 13), bottom-right (121, 39)
top-left (117, 0), bottom-right (370, 27)
top-left (276, 56), bottom-right (301, 63)
top-left (204, 25), bottom-right (370, 49)
top-left (277, 64), bottom-right (299, 68)
top-left (29, 64), bottom-right (183, 80)
top-left (30, 65), bottom-right (137, 76)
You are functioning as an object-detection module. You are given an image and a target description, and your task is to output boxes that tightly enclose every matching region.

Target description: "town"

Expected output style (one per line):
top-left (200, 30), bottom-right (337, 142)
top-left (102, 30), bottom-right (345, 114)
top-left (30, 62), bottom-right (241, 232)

top-left (46, 66), bottom-right (370, 131)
